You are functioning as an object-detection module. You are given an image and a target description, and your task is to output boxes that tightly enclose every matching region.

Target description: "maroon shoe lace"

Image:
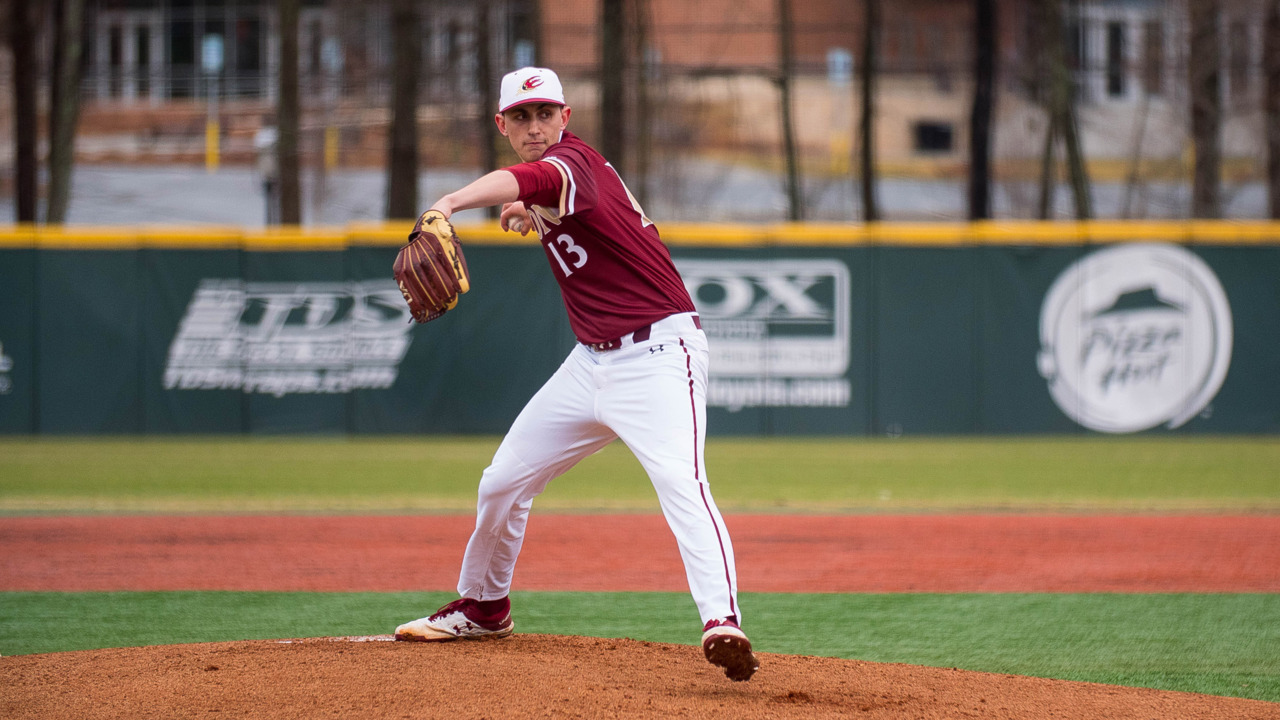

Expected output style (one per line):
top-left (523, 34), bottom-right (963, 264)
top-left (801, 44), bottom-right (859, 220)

top-left (428, 597), bottom-right (510, 629)
top-left (703, 616), bottom-right (741, 632)
top-left (429, 598), bottom-right (474, 622)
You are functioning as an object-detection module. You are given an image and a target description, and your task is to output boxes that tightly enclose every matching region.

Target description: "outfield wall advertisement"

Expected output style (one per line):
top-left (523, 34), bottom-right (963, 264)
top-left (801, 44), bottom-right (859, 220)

top-left (0, 229), bottom-right (1276, 435)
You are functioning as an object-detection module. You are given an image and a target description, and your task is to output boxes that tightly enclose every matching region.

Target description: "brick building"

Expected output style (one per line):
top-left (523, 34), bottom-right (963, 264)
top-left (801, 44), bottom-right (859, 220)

top-left (4, 0), bottom-right (1272, 175)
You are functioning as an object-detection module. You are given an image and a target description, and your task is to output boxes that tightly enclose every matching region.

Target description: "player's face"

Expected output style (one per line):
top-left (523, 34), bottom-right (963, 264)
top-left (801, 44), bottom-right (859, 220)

top-left (496, 103), bottom-right (571, 162)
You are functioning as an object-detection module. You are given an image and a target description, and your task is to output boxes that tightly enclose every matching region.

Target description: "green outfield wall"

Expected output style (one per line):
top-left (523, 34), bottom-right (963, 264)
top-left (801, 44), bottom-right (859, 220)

top-left (1, 222), bottom-right (1277, 435)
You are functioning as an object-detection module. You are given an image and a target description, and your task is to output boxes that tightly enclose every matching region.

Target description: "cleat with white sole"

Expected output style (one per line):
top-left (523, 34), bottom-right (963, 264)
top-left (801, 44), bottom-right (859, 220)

top-left (395, 598), bottom-right (514, 642)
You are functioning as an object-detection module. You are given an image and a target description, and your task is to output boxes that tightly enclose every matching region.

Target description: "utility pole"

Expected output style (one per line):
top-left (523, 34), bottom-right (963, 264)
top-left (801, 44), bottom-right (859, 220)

top-left (633, 0), bottom-right (653, 203)
top-left (600, 0), bottom-right (627, 174)
top-left (478, 0), bottom-right (499, 218)
top-left (968, 0), bottom-right (996, 220)
top-left (860, 0), bottom-right (880, 221)
top-left (387, 0), bottom-right (421, 219)
top-left (202, 32), bottom-right (224, 174)
top-left (1189, 0), bottom-right (1222, 218)
top-left (11, 0), bottom-right (38, 223)
top-left (777, 0), bottom-right (803, 221)
top-left (48, 0), bottom-right (85, 224)
top-left (1268, 0), bottom-right (1280, 218)
top-left (278, 0), bottom-right (302, 224)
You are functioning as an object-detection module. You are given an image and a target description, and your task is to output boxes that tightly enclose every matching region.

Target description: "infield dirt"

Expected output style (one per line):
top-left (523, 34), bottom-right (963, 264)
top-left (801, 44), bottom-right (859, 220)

top-left (6, 633), bottom-right (1280, 720)
top-left (6, 513), bottom-right (1279, 592)
top-left (3, 513), bottom-right (1279, 719)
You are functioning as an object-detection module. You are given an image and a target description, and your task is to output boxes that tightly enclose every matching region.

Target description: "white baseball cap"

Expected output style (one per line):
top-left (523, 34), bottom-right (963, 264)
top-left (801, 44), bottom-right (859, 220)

top-left (498, 67), bottom-right (566, 113)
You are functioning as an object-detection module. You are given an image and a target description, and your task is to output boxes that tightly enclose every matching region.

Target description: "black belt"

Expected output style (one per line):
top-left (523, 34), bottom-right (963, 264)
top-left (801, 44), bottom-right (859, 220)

top-left (586, 315), bottom-right (701, 352)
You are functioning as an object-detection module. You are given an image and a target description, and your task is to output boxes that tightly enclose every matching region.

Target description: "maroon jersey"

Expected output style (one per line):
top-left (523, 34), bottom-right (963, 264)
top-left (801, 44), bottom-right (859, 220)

top-left (505, 131), bottom-right (695, 344)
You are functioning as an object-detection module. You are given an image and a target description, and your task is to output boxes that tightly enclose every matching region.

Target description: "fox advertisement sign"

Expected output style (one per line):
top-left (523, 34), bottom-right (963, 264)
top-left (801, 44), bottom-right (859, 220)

top-left (677, 259), bottom-right (852, 411)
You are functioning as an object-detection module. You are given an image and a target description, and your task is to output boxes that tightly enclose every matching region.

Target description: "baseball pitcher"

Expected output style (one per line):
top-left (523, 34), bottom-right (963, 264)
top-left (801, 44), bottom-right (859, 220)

top-left (392, 67), bottom-right (757, 682)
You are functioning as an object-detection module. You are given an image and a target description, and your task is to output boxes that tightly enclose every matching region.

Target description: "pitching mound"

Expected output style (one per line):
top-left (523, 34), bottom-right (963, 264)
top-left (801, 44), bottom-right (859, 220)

top-left (4, 634), bottom-right (1276, 719)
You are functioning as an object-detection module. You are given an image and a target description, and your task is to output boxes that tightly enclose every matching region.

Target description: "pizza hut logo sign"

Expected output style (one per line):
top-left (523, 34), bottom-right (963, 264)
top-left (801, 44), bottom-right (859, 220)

top-left (1037, 244), bottom-right (1233, 433)
top-left (520, 76), bottom-right (544, 93)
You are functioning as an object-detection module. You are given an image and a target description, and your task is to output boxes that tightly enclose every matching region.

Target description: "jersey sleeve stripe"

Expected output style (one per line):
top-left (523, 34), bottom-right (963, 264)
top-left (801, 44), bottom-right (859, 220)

top-left (542, 156), bottom-right (576, 218)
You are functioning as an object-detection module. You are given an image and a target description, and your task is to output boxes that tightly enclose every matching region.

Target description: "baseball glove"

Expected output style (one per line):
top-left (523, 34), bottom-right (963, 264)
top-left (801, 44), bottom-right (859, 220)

top-left (393, 209), bottom-right (471, 323)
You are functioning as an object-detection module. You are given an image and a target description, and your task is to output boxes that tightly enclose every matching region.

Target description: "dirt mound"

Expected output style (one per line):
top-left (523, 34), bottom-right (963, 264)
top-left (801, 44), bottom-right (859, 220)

top-left (3, 634), bottom-right (1276, 720)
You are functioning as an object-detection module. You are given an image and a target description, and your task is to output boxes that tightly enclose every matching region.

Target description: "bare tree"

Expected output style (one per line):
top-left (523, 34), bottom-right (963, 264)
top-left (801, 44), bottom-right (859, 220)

top-left (47, 0), bottom-right (85, 224)
top-left (777, 0), bottom-right (803, 220)
top-left (600, 0), bottom-right (627, 173)
top-left (1036, 0), bottom-right (1091, 219)
top-left (387, 0), bottom-right (421, 219)
top-left (477, 0), bottom-right (499, 219)
top-left (860, 0), bottom-right (880, 221)
top-left (10, 0), bottom-right (38, 223)
top-left (632, 0), bottom-right (653, 203)
top-left (1266, 0), bottom-right (1280, 218)
top-left (968, 0), bottom-right (996, 220)
top-left (278, 0), bottom-right (303, 224)
top-left (1188, 0), bottom-right (1222, 218)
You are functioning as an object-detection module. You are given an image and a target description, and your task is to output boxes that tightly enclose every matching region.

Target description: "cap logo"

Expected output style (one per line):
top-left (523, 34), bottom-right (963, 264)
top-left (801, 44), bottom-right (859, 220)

top-left (520, 76), bottom-right (543, 93)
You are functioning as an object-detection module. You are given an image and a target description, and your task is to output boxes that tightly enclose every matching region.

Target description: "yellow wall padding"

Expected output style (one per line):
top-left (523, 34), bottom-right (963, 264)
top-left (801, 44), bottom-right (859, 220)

top-left (1, 221), bottom-right (1278, 250)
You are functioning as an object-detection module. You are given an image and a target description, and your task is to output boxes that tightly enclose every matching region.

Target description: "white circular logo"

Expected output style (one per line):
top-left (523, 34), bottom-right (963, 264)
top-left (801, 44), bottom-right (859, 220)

top-left (1037, 244), bottom-right (1233, 433)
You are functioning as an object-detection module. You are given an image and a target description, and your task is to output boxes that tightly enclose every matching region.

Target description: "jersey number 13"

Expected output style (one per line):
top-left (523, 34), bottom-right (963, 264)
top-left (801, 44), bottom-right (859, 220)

top-left (548, 235), bottom-right (587, 277)
top-left (546, 163), bottom-right (652, 279)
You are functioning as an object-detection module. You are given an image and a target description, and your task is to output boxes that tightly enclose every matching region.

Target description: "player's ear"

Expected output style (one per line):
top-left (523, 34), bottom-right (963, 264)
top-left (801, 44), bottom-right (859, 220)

top-left (494, 113), bottom-right (508, 136)
top-left (559, 106), bottom-right (571, 129)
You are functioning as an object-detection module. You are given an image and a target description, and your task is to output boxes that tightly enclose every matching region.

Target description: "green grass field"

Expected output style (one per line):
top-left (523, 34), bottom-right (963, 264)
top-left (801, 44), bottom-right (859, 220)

top-left (2, 436), bottom-right (1278, 702)
top-left (2, 435), bottom-right (1278, 513)
top-left (4, 592), bottom-right (1278, 702)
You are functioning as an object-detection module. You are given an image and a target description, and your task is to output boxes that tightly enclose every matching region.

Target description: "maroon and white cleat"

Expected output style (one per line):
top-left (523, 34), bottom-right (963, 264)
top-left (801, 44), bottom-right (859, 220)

top-left (701, 617), bottom-right (758, 681)
top-left (395, 597), bottom-right (514, 642)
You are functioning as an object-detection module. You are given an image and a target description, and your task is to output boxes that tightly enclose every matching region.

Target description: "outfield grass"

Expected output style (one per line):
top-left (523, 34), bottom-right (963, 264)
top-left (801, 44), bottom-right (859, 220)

top-left (2, 436), bottom-right (1278, 512)
top-left (2, 591), bottom-right (1277, 703)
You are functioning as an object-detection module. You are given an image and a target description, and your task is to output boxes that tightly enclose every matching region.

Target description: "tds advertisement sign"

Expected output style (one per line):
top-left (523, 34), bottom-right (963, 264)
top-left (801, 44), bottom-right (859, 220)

top-left (164, 279), bottom-right (415, 397)
top-left (1037, 244), bottom-right (1234, 433)
top-left (0, 340), bottom-right (13, 396)
top-left (677, 259), bottom-right (851, 411)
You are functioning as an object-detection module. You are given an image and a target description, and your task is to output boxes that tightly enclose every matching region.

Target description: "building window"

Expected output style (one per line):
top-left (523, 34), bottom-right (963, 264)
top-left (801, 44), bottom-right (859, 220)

top-left (233, 15), bottom-right (263, 97)
top-left (169, 18), bottom-right (194, 98)
top-left (1066, 17), bottom-right (1088, 102)
top-left (1142, 20), bottom-right (1162, 96)
top-left (135, 25), bottom-right (151, 96)
top-left (913, 121), bottom-right (954, 153)
top-left (109, 25), bottom-right (123, 97)
top-left (1066, 19), bottom-right (1085, 72)
top-left (1106, 21), bottom-right (1125, 98)
top-left (926, 25), bottom-right (952, 93)
top-left (1229, 20), bottom-right (1249, 101)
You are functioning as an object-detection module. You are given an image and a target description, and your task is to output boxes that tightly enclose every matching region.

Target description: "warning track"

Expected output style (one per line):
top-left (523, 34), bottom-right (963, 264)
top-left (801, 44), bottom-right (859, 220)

top-left (3, 513), bottom-right (1278, 592)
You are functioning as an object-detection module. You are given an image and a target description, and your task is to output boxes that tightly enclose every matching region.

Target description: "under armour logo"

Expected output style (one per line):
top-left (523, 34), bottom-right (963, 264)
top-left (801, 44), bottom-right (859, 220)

top-left (649, 344), bottom-right (665, 354)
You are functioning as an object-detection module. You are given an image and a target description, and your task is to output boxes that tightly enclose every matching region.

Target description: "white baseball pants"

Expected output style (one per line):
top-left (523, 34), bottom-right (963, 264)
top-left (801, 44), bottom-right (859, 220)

top-left (456, 312), bottom-right (741, 625)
